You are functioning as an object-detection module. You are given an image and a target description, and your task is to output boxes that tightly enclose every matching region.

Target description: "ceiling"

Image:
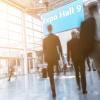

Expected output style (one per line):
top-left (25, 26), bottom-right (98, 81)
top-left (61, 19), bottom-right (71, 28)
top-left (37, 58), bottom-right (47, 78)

top-left (2, 0), bottom-right (74, 16)
top-left (8, 0), bottom-right (73, 8)
top-left (2, 0), bottom-right (98, 17)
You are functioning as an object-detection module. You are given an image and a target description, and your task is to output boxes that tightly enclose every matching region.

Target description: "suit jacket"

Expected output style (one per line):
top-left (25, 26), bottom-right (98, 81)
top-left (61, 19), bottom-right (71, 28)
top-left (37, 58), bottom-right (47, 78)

top-left (67, 38), bottom-right (81, 63)
top-left (80, 16), bottom-right (96, 58)
top-left (43, 33), bottom-right (63, 63)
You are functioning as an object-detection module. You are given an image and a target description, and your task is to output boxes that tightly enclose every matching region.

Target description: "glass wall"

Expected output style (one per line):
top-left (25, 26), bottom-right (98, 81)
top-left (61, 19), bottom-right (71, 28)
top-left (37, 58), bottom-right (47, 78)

top-left (0, 2), bottom-right (43, 77)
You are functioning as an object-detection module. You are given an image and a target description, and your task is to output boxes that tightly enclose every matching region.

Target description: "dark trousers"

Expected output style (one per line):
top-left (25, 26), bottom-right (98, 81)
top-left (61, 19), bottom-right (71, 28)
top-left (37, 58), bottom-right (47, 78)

top-left (87, 58), bottom-right (91, 70)
top-left (73, 60), bottom-right (87, 92)
top-left (87, 58), bottom-right (96, 71)
top-left (87, 60), bottom-right (91, 70)
top-left (47, 62), bottom-right (56, 96)
top-left (55, 62), bottom-right (60, 74)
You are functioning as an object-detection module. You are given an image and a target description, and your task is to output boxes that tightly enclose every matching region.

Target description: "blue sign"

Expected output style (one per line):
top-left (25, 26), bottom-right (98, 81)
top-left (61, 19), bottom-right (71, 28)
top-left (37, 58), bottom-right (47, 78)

top-left (41, 0), bottom-right (84, 35)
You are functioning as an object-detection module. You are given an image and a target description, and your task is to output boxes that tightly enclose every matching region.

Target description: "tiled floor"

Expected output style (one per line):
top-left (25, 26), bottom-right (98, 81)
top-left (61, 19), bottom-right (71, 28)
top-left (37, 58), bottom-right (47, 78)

top-left (0, 71), bottom-right (100, 100)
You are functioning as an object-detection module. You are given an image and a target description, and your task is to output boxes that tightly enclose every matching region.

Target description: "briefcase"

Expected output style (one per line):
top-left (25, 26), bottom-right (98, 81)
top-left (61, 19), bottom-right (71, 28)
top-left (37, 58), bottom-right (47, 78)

top-left (42, 68), bottom-right (48, 78)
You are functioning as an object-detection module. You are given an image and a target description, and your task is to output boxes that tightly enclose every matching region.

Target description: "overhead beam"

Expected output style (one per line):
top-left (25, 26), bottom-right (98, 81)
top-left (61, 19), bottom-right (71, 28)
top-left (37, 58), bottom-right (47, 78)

top-left (0, 0), bottom-right (41, 18)
top-left (1, 0), bottom-right (26, 11)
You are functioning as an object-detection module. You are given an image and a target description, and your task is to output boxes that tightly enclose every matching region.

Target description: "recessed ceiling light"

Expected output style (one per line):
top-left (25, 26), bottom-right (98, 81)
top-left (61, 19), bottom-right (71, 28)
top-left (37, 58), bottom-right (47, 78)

top-left (39, 0), bottom-right (43, 4)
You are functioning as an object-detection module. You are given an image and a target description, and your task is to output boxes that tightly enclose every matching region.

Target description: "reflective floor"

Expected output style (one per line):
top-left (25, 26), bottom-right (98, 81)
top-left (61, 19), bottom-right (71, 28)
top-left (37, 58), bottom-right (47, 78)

top-left (0, 71), bottom-right (100, 100)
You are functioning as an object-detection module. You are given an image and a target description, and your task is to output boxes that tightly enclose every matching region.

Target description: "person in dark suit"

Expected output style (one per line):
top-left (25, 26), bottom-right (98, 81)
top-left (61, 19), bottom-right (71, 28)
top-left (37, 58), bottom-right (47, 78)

top-left (87, 5), bottom-right (100, 78)
top-left (79, 6), bottom-right (96, 59)
top-left (43, 24), bottom-right (63, 98)
top-left (80, 5), bottom-right (100, 78)
top-left (67, 31), bottom-right (87, 94)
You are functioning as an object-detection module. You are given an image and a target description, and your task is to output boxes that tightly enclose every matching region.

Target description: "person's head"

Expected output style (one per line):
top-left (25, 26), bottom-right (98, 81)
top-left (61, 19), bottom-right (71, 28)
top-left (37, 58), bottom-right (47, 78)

top-left (47, 24), bottom-right (52, 33)
top-left (71, 31), bottom-right (78, 39)
top-left (88, 4), bottom-right (98, 16)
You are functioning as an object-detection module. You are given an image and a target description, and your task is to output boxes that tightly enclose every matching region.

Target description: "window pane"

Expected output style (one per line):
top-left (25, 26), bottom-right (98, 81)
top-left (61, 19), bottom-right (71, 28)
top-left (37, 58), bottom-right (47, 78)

top-left (9, 32), bottom-right (23, 41)
top-left (0, 29), bottom-right (8, 39)
top-left (7, 15), bottom-right (22, 24)
top-left (0, 2), bottom-right (6, 11)
top-left (34, 38), bottom-right (42, 44)
top-left (0, 59), bottom-right (8, 78)
top-left (25, 21), bottom-right (33, 28)
top-left (0, 48), bottom-right (9, 57)
top-left (7, 5), bottom-right (22, 17)
top-left (33, 24), bottom-right (41, 31)
top-left (8, 23), bottom-right (22, 33)
top-left (27, 43), bottom-right (33, 50)
top-left (26, 36), bottom-right (33, 43)
top-left (33, 44), bottom-right (42, 51)
top-left (32, 17), bottom-right (41, 26)
top-left (8, 49), bottom-right (23, 57)
top-left (25, 14), bottom-right (32, 22)
top-left (9, 40), bottom-right (23, 48)
top-left (0, 11), bottom-right (6, 20)
top-left (26, 29), bottom-right (34, 36)
top-left (0, 20), bottom-right (6, 29)
top-left (0, 39), bottom-right (8, 47)
top-left (34, 31), bottom-right (43, 38)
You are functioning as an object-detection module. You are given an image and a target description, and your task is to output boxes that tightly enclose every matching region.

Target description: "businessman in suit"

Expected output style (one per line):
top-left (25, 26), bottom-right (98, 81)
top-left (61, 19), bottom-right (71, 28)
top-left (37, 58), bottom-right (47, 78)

top-left (89, 5), bottom-right (100, 78)
top-left (43, 24), bottom-right (63, 98)
top-left (80, 4), bottom-right (100, 77)
top-left (79, 12), bottom-right (96, 59)
top-left (67, 31), bottom-right (87, 94)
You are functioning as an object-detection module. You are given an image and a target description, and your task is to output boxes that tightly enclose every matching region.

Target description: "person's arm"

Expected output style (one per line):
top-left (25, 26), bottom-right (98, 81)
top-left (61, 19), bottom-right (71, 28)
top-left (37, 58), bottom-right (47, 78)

top-left (67, 42), bottom-right (71, 65)
top-left (43, 39), bottom-right (46, 63)
top-left (57, 37), bottom-right (63, 58)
